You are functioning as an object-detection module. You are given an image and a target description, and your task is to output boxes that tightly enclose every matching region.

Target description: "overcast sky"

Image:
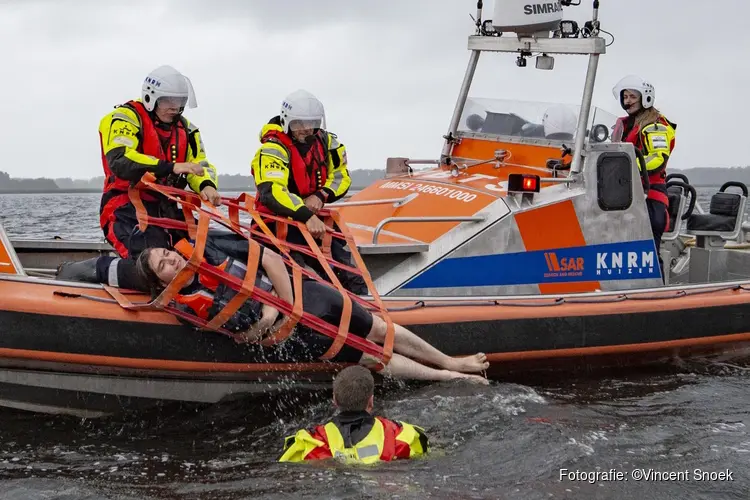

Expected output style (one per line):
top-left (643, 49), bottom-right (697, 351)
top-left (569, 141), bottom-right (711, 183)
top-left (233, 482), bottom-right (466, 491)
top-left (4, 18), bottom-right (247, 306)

top-left (0, 0), bottom-right (746, 181)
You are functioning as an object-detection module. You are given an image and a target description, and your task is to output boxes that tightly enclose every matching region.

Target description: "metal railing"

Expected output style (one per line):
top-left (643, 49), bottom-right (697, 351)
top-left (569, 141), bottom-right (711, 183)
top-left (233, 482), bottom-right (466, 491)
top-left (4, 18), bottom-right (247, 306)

top-left (329, 193), bottom-right (418, 209)
top-left (405, 159), bottom-right (441, 165)
top-left (372, 215), bottom-right (486, 244)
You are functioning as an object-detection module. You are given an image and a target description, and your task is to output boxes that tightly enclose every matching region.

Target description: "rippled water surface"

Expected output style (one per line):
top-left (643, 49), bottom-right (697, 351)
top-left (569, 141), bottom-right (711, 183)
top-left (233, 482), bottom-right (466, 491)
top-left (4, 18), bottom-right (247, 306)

top-left (0, 190), bottom-right (749, 499)
top-left (0, 372), bottom-right (749, 499)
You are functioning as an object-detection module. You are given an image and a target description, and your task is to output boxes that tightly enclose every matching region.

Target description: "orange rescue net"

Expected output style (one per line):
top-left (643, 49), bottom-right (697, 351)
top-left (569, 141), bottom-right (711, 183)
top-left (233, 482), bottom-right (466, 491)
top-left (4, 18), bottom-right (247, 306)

top-left (105, 173), bottom-right (395, 369)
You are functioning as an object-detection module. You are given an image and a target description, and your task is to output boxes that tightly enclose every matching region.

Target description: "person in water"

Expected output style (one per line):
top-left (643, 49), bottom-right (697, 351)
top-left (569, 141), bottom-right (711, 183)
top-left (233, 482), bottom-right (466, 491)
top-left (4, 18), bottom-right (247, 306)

top-left (135, 242), bottom-right (490, 383)
top-left (279, 365), bottom-right (428, 463)
top-left (612, 75), bottom-right (676, 279)
top-left (250, 89), bottom-right (366, 295)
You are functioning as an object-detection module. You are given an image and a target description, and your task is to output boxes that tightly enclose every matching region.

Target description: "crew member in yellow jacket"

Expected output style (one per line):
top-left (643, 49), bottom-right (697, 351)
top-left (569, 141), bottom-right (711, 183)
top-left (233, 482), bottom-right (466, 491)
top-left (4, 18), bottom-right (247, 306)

top-left (57, 65), bottom-right (220, 291)
top-left (250, 89), bottom-right (366, 294)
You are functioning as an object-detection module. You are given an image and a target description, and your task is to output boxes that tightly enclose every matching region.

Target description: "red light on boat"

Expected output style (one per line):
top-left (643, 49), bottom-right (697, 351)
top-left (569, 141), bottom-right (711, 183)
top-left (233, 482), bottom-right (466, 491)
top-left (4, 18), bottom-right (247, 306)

top-left (507, 173), bottom-right (541, 193)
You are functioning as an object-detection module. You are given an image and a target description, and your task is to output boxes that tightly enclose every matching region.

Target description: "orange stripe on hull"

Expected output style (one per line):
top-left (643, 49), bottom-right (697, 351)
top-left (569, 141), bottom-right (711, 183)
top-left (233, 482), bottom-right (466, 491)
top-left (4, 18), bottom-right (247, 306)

top-left (0, 347), bottom-right (348, 373)
top-left (0, 280), bottom-right (182, 324)
top-left (1, 332), bottom-right (747, 374)
top-left (514, 199), bottom-right (600, 293)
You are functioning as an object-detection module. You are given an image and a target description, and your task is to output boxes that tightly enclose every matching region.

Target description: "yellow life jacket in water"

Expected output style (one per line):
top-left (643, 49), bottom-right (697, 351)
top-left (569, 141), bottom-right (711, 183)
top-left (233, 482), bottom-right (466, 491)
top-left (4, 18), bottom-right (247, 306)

top-left (279, 413), bottom-right (428, 464)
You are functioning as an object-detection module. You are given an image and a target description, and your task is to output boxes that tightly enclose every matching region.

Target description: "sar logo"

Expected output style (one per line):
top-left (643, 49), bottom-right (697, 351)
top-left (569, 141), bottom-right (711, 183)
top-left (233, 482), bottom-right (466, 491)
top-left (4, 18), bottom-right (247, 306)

top-left (543, 251), bottom-right (584, 278)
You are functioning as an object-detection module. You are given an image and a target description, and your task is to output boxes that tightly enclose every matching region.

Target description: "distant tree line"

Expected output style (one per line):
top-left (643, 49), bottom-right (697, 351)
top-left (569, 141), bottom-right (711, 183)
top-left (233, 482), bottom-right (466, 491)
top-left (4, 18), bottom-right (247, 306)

top-left (0, 169), bottom-right (389, 193)
top-left (0, 171), bottom-right (58, 192)
top-left (1, 166), bottom-right (749, 193)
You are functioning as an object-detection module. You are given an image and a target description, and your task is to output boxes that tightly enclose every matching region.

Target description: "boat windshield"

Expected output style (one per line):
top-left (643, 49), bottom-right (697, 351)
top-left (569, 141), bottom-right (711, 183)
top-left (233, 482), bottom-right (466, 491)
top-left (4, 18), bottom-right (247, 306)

top-left (458, 97), bottom-right (619, 146)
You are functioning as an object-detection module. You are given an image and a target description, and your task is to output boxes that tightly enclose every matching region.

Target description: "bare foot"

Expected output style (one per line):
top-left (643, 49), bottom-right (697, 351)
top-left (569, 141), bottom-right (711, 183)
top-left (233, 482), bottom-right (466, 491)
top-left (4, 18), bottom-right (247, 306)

top-left (448, 371), bottom-right (489, 385)
top-left (446, 353), bottom-right (489, 373)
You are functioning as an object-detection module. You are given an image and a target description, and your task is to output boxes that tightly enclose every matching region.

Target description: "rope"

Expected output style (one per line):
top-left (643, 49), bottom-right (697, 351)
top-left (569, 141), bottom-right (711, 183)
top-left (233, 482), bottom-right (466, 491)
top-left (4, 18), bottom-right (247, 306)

top-left (382, 284), bottom-right (749, 311)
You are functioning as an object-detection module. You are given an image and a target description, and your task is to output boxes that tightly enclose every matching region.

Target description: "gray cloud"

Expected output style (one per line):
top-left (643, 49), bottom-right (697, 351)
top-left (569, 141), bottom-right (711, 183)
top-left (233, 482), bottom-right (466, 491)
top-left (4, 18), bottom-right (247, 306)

top-left (174, 0), bottom-right (442, 28)
top-left (0, 0), bottom-right (747, 183)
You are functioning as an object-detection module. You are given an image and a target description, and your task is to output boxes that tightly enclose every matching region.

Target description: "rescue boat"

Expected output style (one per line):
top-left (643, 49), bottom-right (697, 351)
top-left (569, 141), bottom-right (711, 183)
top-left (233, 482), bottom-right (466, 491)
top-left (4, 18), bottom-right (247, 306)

top-left (3, 0), bottom-right (750, 417)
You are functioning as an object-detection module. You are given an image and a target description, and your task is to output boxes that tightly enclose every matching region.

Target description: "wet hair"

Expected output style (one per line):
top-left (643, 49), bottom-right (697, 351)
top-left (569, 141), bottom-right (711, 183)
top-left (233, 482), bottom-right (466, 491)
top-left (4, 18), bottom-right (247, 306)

top-left (333, 366), bottom-right (374, 412)
top-left (135, 248), bottom-right (165, 297)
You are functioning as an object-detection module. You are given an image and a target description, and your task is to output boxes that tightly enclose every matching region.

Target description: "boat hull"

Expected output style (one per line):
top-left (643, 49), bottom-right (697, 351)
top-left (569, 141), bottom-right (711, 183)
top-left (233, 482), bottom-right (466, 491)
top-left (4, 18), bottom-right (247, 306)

top-left (1, 277), bottom-right (750, 416)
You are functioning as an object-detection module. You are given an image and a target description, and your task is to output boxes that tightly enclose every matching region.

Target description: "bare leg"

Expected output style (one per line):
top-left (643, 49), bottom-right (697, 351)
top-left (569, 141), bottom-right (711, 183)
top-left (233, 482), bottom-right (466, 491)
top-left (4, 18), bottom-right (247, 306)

top-left (360, 353), bottom-right (488, 384)
top-left (367, 316), bottom-right (489, 374)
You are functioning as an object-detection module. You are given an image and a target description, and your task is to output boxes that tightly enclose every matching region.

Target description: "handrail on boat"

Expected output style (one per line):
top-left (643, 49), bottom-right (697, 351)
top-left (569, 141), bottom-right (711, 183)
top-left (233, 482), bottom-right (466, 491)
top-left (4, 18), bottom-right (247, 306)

top-left (404, 159), bottom-right (441, 165)
top-left (372, 215), bottom-right (486, 244)
top-left (329, 193), bottom-right (418, 209)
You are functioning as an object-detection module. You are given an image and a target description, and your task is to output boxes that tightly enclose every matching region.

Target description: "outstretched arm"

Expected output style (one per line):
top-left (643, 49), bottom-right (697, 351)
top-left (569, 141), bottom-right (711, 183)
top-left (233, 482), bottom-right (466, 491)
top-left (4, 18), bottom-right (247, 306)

top-left (257, 247), bottom-right (294, 332)
top-left (260, 247), bottom-right (293, 305)
top-left (236, 247), bottom-right (293, 341)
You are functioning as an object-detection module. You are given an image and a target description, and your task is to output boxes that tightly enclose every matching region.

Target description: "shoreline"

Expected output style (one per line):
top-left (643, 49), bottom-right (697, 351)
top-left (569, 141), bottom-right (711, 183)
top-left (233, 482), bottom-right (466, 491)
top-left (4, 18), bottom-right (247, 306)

top-left (0, 184), bottom-right (724, 195)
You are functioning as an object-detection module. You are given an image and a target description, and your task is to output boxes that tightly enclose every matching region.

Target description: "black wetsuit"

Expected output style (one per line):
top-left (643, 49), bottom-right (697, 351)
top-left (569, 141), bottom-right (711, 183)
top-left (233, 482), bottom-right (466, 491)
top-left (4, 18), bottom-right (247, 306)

top-left (183, 233), bottom-right (374, 364)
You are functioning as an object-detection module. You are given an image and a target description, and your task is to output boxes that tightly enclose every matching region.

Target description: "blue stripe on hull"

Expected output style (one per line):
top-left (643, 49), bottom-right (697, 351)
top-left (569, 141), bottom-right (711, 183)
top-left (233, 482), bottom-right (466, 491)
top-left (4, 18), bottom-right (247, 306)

top-left (401, 239), bottom-right (661, 289)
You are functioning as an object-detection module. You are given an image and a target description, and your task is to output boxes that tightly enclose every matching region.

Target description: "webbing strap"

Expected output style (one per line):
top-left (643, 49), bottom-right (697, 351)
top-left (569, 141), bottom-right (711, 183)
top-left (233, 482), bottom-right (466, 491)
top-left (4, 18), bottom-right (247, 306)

top-left (128, 183), bottom-right (151, 233)
top-left (276, 218), bottom-right (288, 244)
top-left (117, 175), bottom-right (392, 365)
top-left (102, 285), bottom-right (150, 310)
top-left (190, 258), bottom-right (385, 358)
top-left (163, 185), bottom-right (377, 358)
top-left (261, 265), bottom-right (304, 346)
top-left (320, 217), bottom-right (334, 260)
top-left (240, 212), bottom-right (319, 346)
top-left (238, 206), bottom-right (355, 359)
top-left (296, 226), bottom-right (352, 361)
top-left (226, 193), bottom-right (245, 231)
top-left (174, 189), bottom-right (204, 241)
top-left (154, 214), bottom-right (210, 308)
top-left (206, 240), bottom-right (261, 331)
top-left (246, 210), bottom-right (372, 315)
top-left (182, 204), bottom-right (197, 241)
top-left (223, 197), bottom-right (383, 361)
top-left (221, 200), bottom-right (363, 278)
top-left (328, 210), bottom-right (394, 366)
top-left (137, 185), bottom-right (322, 290)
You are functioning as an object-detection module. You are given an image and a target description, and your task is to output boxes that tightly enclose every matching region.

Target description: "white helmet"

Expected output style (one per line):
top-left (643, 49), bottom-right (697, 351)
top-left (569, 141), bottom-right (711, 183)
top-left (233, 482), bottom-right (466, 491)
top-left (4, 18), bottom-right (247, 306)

top-left (612, 75), bottom-right (655, 110)
top-left (279, 89), bottom-right (326, 134)
top-left (141, 65), bottom-right (197, 113)
top-left (542, 104), bottom-right (577, 139)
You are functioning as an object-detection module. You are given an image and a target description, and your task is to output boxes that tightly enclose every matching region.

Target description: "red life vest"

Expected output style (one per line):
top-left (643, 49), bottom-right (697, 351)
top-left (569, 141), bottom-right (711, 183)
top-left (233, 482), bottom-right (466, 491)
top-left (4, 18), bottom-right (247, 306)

top-left (253, 127), bottom-right (328, 214)
top-left (170, 239), bottom-right (273, 332)
top-left (614, 115), bottom-right (673, 208)
top-left (99, 100), bottom-right (190, 229)
top-left (299, 417), bottom-right (415, 462)
top-left (172, 249), bottom-right (230, 320)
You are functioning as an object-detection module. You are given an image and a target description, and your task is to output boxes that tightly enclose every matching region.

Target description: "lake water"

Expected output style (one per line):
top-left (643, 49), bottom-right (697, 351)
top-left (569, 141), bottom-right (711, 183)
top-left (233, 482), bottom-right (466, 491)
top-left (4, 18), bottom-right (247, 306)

top-left (0, 188), bottom-right (748, 499)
